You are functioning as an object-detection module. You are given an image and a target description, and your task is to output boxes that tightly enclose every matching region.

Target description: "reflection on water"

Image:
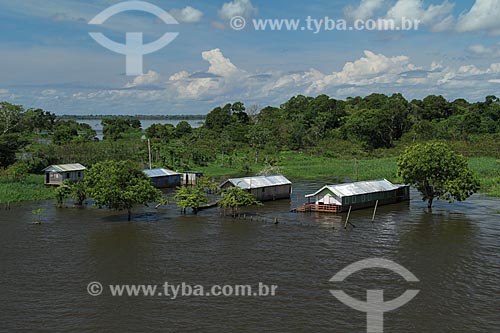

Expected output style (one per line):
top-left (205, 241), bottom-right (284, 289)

top-left (1, 183), bottom-right (499, 332)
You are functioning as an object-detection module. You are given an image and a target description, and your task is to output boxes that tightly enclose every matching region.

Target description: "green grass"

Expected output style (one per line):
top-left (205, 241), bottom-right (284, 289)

top-left (277, 152), bottom-right (400, 182)
top-left (468, 158), bottom-right (500, 197)
top-left (0, 174), bottom-right (55, 204)
top-left (200, 153), bottom-right (500, 197)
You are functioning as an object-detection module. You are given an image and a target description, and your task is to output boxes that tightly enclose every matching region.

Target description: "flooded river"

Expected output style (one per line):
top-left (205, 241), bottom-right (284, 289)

top-left (1, 181), bottom-right (499, 332)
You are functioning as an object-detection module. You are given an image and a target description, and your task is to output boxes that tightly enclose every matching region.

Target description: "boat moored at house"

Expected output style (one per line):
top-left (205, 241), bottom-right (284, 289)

top-left (295, 179), bottom-right (410, 213)
top-left (220, 175), bottom-right (292, 201)
top-left (43, 163), bottom-right (86, 186)
top-left (143, 168), bottom-right (182, 188)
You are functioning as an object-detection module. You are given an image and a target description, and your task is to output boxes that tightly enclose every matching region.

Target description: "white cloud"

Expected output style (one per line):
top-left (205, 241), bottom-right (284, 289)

top-left (309, 50), bottom-right (416, 92)
top-left (386, 0), bottom-right (455, 29)
top-left (468, 43), bottom-right (500, 57)
top-left (456, 0), bottom-right (500, 34)
top-left (344, 0), bottom-right (384, 21)
top-left (124, 70), bottom-right (161, 88)
top-left (10, 49), bottom-right (500, 114)
top-left (430, 14), bottom-right (455, 32)
top-left (218, 0), bottom-right (257, 20)
top-left (168, 49), bottom-right (243, 99)
top-left (170, 6), bottom-right (203, 23)
top-left (459, 65), bottom-right (486, 75)
top-left (202, 48), bottom-right (240, 77)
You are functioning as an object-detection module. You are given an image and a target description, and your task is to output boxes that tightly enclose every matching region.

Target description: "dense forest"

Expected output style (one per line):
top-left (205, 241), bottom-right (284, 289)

top-left (1, 93), bottom-right (500, 177)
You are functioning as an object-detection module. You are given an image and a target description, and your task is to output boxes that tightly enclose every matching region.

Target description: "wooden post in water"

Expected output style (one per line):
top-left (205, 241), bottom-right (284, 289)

top-left (372, 200), bottom-right (379, 223)
top-left (344, 206), bottom-right (352, 229)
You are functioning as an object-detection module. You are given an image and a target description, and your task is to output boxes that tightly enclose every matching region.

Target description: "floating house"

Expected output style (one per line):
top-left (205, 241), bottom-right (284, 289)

top-left (43, 163), bottom-right (86, 186)
top-left (181, 171), bottom-right (204, 186)
top-left (143, 168), bottom-right (182, 188)
top-left (220, 175), bottom-right (292, 201)
top-left (297, 179), bottom-right (410, 213)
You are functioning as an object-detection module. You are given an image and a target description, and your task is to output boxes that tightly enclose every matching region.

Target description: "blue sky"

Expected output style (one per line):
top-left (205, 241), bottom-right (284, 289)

top-left (0, 0), bottom-right (499, 115)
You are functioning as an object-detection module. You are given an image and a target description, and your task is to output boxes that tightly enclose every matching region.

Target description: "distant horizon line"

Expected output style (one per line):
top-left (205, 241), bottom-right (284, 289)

top-left (58, 114), bottom-right (207, 120)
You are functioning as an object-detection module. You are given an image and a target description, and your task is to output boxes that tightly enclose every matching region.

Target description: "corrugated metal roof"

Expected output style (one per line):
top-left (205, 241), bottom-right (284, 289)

top-left (143, 168), bottom-right (181, 178)
top-left (223, 175), bottom-right (292, 189)
top-left (306, 179), bottom-right (398, 198)
top-left (43, 163), bottom-right (86, 172)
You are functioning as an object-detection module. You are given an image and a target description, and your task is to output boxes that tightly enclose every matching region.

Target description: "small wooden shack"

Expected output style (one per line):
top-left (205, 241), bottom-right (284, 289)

top-left (220, 175), bottom-right (292, 201)
top-left (43, 163), bottom-right (86, 186)
top-left (298, 179), bottom-right (410, 213)
top-left (143, 168), bottom-right (182, 188)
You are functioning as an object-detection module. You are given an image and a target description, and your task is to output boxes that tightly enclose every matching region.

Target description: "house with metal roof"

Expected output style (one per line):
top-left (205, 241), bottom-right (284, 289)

top-left (43, 163), bottom-right (86, 186)
top-left (220, 175), bottom-right (292, 201)
top-left (143, 168), bottom-right (182, 188)
top-left (296, 179), bottom-right (410, 213)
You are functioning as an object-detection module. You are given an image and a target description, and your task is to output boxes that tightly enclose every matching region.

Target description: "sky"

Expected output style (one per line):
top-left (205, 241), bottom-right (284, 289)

top-left (0, 0), bottom-right (499, 115)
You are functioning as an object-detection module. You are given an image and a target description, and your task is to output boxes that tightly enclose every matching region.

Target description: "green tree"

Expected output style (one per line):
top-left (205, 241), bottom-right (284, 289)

top-left (55, 181), bottom-right (72, 208)
top-left (173, 186), bottom-right (208, 214)
top-left (175, 121), bottom-right (192, 138)
top-left (0, 102), bottom-right (24, 134)
top-left (21, 108), bottom-right (56, 133)
top-left (344, 108), bottom-right (394, 148)
top-left (85, 161), bottom-right (162, 221)
top-left (52, 125), bottom-right (78, 145)
top-left (0, 133), bottom-right (27, 168)
top-left (397, 142), bottom-right (480, 209)
top-left (205, 105), bottom-right (232, 132)
top-left (102, 118), bottom-right (132, 141)
top-left (70, 180), bottom-right (87, 206)
top-left (219, 186), bottom-right (262, 217)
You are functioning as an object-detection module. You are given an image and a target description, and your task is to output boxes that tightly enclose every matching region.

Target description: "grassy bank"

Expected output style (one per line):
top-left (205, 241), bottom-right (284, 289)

top-left (0, 174), bottom-right (55, 204)
top-left (200, 152), bottom-right (500, 197)
top-left (0, 156), bottom-right (498, 204)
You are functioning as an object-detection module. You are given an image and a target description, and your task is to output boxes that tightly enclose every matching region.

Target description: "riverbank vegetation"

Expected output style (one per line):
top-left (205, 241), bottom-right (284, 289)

top-left (1, 93), bottom-right (500, 204)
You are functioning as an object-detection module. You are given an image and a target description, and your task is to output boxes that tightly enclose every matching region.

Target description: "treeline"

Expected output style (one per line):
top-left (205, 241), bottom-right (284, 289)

top-left (1, 93), bottom-right (500, 178)
top-left (59, 114), bottom-right (206, 120)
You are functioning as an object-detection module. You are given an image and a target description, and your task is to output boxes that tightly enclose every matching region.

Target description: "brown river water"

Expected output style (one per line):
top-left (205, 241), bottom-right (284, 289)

top-left (1, 180), bottom-right (499, 332)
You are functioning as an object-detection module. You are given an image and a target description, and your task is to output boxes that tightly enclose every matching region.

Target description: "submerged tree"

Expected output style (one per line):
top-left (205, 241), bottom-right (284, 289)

top-left (219, 186), bottom-right (262, 217)
top-left (173, 186), bottom-right (208, 214)
top-left (85, 161), bottom-right (162, 221)
top-left (55, 181), bottom-right (72, 208)
top-left (397, 142), bottom-right (480, 209)
top-left (70, 180), bottom-right (87, 206)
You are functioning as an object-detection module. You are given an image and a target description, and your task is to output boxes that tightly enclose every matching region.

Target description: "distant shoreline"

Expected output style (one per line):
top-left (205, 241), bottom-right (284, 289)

top-left (58, 115), bottom-right (206, 120)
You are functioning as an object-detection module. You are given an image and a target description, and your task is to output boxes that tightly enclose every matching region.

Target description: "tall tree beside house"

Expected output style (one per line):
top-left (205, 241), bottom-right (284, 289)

top-left (397, 142), bottom-right (480, 209)
top-left (85, 160), bottom-right (162, 221)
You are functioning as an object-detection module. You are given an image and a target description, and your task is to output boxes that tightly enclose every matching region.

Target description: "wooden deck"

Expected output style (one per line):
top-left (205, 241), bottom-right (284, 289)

top-left (292, 203), bottom-right (341, 213)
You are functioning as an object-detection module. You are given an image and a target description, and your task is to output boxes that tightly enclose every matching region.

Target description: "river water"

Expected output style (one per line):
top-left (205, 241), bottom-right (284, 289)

top-left (1, 181), bottom-right (499, 332)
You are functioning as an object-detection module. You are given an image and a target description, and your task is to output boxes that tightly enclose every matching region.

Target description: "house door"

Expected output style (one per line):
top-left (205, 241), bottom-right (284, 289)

top-left (45, 173), bottom-right (50, 184)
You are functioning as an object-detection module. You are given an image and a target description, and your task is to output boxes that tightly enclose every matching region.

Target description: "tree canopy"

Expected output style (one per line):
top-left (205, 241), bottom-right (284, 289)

top-left (219, 186), bottom-right (262, 216)
top-left (397, 142), bottom-right (480, 209)
top-left (85, 160), bottom-right (161, 220)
